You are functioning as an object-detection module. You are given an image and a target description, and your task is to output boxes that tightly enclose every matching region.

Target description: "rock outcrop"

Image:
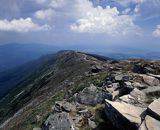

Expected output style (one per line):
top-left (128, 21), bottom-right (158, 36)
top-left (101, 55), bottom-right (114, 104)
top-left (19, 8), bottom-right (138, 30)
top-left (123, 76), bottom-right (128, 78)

top-left (141, 75), bottom-right (159, 86)
top-left (77, 84), bottom-right (112, 106)
top-left (119, 88), bottom-right (146, 107)
top-left (91, 65), bottom-right (103, 73)
top-left (43, 112), bottom-right (76, 130)
top-left (147, 98), bottom-right (160, 120)
top-left (105, 99), bottom-right (145, 130)
top-left (53, 101), bottom-right (76, 113)
top-left (139, 116), bottom-right (160, 130)
top-left (36, 60), bottom-right (160, 130)
top-left (132, 82), bottom-right (146, 90)
top-left (143, 86), bottom-right (160, 102)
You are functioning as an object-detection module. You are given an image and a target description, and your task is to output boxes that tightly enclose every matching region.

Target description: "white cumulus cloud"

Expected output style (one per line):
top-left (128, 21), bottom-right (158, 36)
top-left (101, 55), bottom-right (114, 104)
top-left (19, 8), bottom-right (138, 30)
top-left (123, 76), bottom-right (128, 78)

top-left (122, 8), bottom-right (131, 14)
top-left (70, 0), bottom-right (138, 36)
top-left (34, 8), bottom-right (55, 20)
top-left (153, 25), bottom-right (160, 38)
top-left (35, 0), bottom-right (66, 8)
top-left (49, 0), bottom-right (66, 8)
top-left (0, 18), bottom-right (51, 32)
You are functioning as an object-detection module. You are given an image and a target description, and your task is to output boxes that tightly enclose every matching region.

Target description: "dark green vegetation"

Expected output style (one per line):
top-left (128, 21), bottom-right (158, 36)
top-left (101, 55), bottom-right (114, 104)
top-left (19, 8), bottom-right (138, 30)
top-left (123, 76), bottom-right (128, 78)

top-left (0, 53), bottom-right (58, 122)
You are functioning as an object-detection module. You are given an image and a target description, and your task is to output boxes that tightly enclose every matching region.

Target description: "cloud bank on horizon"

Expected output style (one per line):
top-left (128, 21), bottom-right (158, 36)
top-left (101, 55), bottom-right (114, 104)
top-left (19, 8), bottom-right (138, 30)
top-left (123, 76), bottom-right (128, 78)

top-left (0, 0), bottom-right (159, 48)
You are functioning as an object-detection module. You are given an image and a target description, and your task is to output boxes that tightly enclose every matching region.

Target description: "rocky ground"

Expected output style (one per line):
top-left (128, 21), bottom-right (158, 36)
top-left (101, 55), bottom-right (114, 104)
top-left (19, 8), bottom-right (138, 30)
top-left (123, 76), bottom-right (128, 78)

top-left (36, 59), bottom-right (160, 130)
top-left (0, 51), bottom-right (160, 130)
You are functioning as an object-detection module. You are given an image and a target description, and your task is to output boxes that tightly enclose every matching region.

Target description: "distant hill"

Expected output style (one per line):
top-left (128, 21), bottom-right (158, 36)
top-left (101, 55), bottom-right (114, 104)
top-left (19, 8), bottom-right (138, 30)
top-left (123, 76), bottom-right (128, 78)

top-left (0, 53), bottom-right (58, 98)
top-left (0, 43), bottom-right (60, 72)
top-left (0, 50), bottom-right (111, 98)
top-left (102, 52), bottom-right (160, 60)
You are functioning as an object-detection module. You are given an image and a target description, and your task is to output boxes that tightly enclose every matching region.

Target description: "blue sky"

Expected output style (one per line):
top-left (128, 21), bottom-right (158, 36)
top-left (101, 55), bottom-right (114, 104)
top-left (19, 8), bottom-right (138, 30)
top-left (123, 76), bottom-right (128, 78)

top-left (0, 0), bottom-right (160, 52)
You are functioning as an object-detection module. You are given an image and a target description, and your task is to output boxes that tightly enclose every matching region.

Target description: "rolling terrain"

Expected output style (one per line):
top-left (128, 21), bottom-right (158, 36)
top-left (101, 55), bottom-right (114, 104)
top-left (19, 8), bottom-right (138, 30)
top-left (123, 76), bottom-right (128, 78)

top-left (0, 51), bottom-right (160, 130)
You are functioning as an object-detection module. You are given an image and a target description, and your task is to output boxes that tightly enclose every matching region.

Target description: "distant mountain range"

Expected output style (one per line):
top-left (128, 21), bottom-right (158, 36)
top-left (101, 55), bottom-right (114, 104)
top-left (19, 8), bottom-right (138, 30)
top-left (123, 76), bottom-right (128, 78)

top-left (0, 53), bottom-right (59, 98)
top-left (0, 43), bottom-right (60, 72)
top-left (103, 52), bottom-right (160, 60)
top-left (0, 43), bottom-right (160, 73)
top-left (0, 43), bottom-right (160, 98)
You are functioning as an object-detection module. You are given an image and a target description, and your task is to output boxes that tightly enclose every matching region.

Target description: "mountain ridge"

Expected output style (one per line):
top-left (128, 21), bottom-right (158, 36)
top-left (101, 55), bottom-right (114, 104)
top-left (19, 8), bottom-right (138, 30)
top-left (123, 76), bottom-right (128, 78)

top-left (0, 51), bottom-right (160, 130)
top-left (0, 50), bottom-right (109, 129)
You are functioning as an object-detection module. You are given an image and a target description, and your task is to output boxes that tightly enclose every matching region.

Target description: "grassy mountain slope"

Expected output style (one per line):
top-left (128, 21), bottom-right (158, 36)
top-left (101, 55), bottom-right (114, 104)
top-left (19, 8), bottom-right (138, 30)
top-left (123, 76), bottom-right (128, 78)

top-left (0, 51), bottom-right (111, 130)
top-left (0, 53), bottom-right (58, 98)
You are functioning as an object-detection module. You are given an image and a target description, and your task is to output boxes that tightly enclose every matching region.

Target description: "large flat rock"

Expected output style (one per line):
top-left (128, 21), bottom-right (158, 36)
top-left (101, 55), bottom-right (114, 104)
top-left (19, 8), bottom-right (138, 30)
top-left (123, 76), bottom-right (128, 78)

top-left (143, 86), bottom-right (160, 96)
top-left (147, 98), bottom-right (160, 120)
top-left (139, 115), bottom-right (160, 130)
top-left (119, 88), bottom-right (146, 107)
top-left (105, 99), bottom-right (145, 130)
top-left (141, 75), bottom-right (159, 86)
top-left (143, 86), bottom-right (160, 103)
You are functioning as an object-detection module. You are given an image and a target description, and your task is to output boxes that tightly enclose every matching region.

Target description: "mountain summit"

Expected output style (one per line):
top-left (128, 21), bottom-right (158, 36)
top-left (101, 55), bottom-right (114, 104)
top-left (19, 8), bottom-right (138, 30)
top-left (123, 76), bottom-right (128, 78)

top-left (0, 51), bottom-right (160, 130)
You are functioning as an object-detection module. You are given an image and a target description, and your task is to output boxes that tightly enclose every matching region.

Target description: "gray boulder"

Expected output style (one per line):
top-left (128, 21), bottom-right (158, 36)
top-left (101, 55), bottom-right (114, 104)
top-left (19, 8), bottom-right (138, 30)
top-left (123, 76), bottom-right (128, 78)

top-left (119, 88), bottom-right (146, 107)
top-left (62, 102), bottom-right (76, 112)
top-left (115, 74), bottom-right (123, 81)
top-left (139, 116), bottom-right (160, 130)
top-left (91, 65), bottom-right (103, 73)
top-left (115, 74), bottom-right (129, 82)
top-left (141, 75), bottom-right (159, 86)
top-left (88, 119), bottom-right (97, 129)
top-left (54, 101), bottom-right (76, 113)
top-left (143, 86), bottom-right (160, 101)
top-left (123, 82), bottom-right (134, 90)
top-left (132, 82), bottom-right (147, 90)
top-left (105, 99), bottom-right (144, 130)
top-left (133, 64), bottom-right (155, 74)
top-left (44, 112), bottom-right (76, 130)
top-left (77, 84), bottom-right (112, 106)
top-left (148, 74), bottom-right (160, 80)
